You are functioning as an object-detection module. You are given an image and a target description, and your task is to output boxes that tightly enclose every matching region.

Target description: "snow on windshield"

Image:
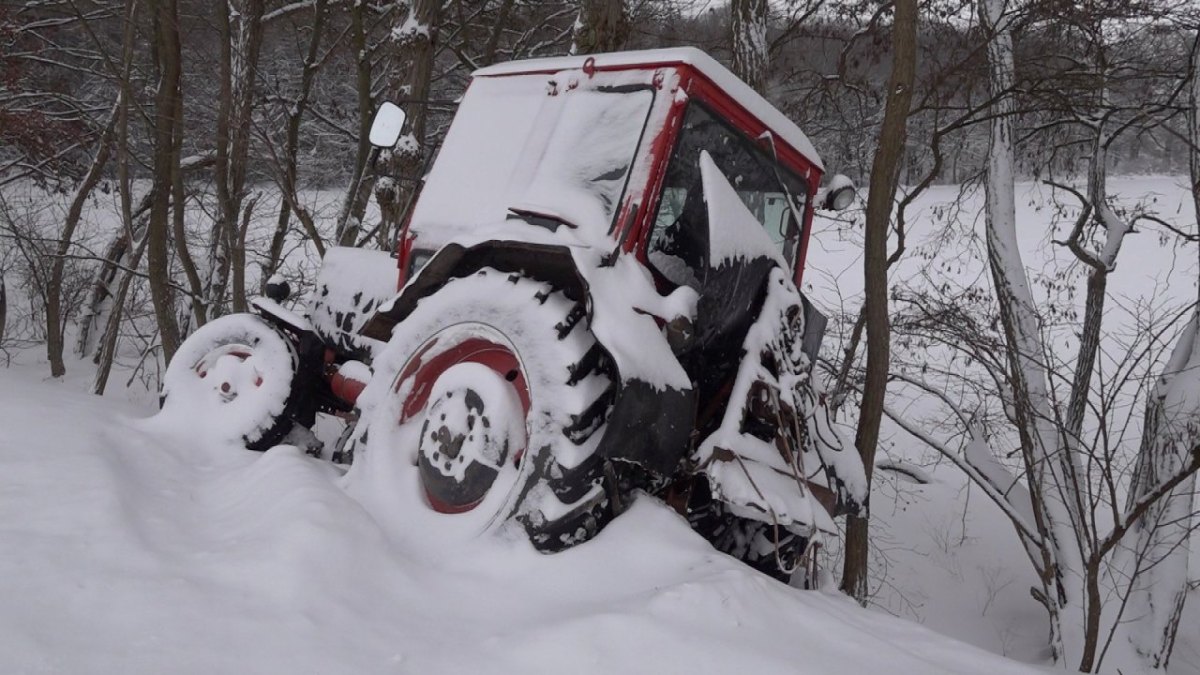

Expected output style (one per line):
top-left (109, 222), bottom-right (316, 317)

top-left (409, 73), bottom-right (654, 242)
top-left (515, 87), bottom-right (653, 232)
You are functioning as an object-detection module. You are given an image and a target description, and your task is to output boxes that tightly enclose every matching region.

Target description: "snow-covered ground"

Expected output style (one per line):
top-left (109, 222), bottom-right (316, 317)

top-left (0, 365), bottom-right (1047, 674)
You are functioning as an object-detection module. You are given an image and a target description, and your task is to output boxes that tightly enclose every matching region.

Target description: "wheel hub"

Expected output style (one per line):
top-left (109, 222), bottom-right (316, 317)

top-left (398, 336), bottom-right (530, 515)
top-left (194, 344), bottom-right (263, 404)
top-left (418, 384), bottom-right (506, 513)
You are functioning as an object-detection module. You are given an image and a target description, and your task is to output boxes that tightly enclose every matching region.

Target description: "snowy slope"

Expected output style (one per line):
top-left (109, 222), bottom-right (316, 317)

top-left (0, 369), bottom-right (1047, 674)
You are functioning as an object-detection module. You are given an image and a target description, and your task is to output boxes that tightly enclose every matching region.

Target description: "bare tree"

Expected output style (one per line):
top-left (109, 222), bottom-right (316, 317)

top-left (839, 0), bottom-right (917, 603)
top-left (208, 0), bottom-right (266, 319)
top-left (146, 0), bottom-right (185, 363)
top-left (730, 0), bottom-right (768, 93)
top-left (43, 107), bottom-right (117, 377)
top-left (373, 0), bottom-right (444, 248)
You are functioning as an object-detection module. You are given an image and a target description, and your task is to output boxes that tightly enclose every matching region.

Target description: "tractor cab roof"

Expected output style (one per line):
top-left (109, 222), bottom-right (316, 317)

top-left (473, 47), bottom-right (823, 171)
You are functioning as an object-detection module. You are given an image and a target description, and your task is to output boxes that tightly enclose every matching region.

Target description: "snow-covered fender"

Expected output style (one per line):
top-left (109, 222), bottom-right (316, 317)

top-left (361, 239), bottom-right (698, 477)
top-left (308, 246), bottom-right (397, 360)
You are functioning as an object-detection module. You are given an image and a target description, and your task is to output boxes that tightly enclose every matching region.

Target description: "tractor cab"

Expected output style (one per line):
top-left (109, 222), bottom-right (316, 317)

top-left (391, 48), bottom-right (846, 292)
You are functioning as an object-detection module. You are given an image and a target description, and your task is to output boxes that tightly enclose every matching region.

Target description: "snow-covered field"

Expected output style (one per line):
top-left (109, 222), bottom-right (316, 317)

top-left (0, 367), bottom-right (1047, 674)
top-left (2, 175), bottom-right (1198, 673)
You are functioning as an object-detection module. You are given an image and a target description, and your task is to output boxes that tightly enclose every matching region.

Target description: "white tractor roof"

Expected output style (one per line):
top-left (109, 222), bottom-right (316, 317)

top-left (473, 47), bottom-right (823, 171)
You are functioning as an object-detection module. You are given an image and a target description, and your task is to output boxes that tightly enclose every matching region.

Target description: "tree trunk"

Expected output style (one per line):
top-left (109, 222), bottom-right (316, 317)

top-left (1118, 30), bottom-right (1200, 671)
top-left (572, 0), bottom-right (629, 55)
top-left (839, 0), bottom-right (917, 603)
top-left (45, 106), bottom-right (117, 377)
top-left (93, 233), bottom-right (148, 396)
top-left (0, 275), bottom-right (6, 348)
top-left (264, 0), bottom-right (327, 284)
top-left (147, 0), bottom-right (184, 364)
top-left (977, 0), bottom-right (1078, 662)
top-left (336, 1), bottom-right (377, 246)
top-left (374, 0), bottom-right (443, 247)
top-left (210, 0), bottom-right (266, 318)
top-left (1117, 315), bottom-right (1197, 671)
top-left (730, 0), bottom-right (768, 93)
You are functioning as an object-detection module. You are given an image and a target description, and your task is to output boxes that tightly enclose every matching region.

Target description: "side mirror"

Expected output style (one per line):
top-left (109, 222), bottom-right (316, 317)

top-left (368, 101), bottom-right (407, 148)
top-left (820, 174), bottom-right (856, 211)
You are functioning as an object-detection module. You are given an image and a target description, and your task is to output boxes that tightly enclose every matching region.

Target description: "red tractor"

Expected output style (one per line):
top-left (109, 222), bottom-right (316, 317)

top-left (162, 48), bottom-right (865, 580)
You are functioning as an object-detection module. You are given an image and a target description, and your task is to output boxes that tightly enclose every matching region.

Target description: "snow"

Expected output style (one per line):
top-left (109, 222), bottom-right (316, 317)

top-left (700, 150), bottom-right (787, 267)
top-left (516, 86), bottom-right (653, 232)
top-left (409, 68), bottom-right (664, 246)
top-left (353, 269), bottom-right (611, 533)
top-left (0, 370), bottom-right (1049, 674)
top-left (158, 314), bottom-right (298, 448)
top-left (5, 161), bottom-right (1198, 672)
top-left (420, 361), bottom-right (526, 474)
top-left (390, 15), bottom-right (429, 44)
top-left (805, 175), bottom-right (1200, 671)
top-left (473, 47), bottom-right (823, 171)
top-left (569, 249), bottom-right (694, 390)
top-left (307, 246), bottom-right (397, 348)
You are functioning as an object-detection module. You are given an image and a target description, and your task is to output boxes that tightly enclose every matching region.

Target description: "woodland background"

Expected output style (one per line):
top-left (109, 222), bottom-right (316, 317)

top-left (5, 1), bottom-right (1200, 672)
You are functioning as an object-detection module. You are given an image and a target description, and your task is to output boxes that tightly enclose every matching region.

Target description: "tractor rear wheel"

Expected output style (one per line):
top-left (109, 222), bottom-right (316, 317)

top-left (370, 269), bottom-right (614, 551)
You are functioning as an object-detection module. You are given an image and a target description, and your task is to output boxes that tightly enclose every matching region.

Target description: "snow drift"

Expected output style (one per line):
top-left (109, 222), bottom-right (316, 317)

top-left (0, 371), bottom-right (1047, 674)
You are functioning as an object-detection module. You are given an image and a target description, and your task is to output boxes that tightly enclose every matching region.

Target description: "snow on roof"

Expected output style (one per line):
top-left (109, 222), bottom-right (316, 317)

top-left (474, 47), bottom-right (824, 171)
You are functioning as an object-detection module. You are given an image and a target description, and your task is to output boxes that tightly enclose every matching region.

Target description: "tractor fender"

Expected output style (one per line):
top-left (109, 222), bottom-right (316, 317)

top-left (361, 240), bottom-right (697, 477)
top-left (309, 246), bottom-right (396, 360)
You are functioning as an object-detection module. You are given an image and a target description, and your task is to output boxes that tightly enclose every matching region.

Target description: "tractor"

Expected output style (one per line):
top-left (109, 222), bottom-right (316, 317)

top-left (161, 47), bottom-right (866, 581)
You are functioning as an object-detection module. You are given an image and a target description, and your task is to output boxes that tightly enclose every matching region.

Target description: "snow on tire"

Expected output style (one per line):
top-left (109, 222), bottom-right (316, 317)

top-left (353, 268), bottom-right (614, 551)
top-left (161, 314), bottom-right (299, 451)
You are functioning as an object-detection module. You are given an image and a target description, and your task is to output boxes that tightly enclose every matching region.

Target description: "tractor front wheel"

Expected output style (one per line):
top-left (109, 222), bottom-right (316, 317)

top-left (161, 314), bottom-right (300, 451)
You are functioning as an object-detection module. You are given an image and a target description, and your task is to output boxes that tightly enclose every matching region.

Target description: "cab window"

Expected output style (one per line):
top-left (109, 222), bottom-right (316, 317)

top-left (648, 103), bottom-right (809, 285)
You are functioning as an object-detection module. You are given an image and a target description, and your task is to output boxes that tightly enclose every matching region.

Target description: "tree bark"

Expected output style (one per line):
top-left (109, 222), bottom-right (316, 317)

top-left (572, 0), bottom-right (629, 55)
top-left (977, 0), bottom-right (1077, 662)
top-left (93, 232), bottom-right (148, 396)
top-left (730, 0), bottom-right (768, 93)
top-left (147, 0), bottom-right (184, 364)
top-left (839, 0), bottom-right (917, 603)
top-left (374, 0), bottom-right (443, 248)
top-left (210, 0), bottom-right (266, 317)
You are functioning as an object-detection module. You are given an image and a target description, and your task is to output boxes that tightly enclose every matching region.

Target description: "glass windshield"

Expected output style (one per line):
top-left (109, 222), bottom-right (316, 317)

top-left (408, 74), bottom-right (655, 240)
top-left (649, 103), bottom-right (809, 285)
top-left (517, 86), bottom-right (654, 232)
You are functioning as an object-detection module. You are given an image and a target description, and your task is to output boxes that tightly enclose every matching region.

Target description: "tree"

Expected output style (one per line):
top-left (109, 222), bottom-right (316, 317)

top-left (865, 0), bottom-right (1200, 668)
top-left (572, 0), bottom-right (629, 55)
top-left (730, 0), bottom-right (768, 93)
top-left (839, 0), bottom-right (918, 603)
top-left (373, 0), bottom-right (444, 249)
top-left (208, 0), bottom-right (267, 319)
top-left (146, 0), bottom-right (185, 363)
